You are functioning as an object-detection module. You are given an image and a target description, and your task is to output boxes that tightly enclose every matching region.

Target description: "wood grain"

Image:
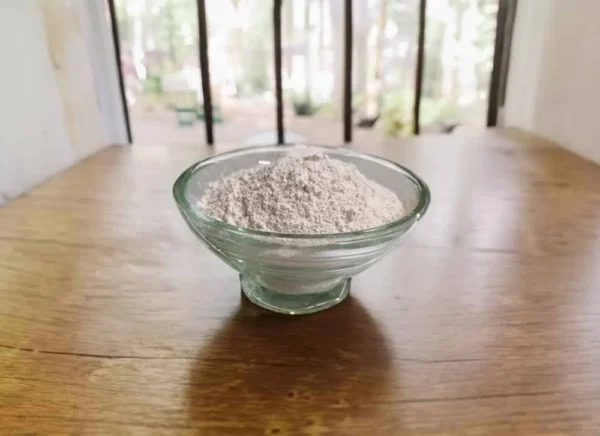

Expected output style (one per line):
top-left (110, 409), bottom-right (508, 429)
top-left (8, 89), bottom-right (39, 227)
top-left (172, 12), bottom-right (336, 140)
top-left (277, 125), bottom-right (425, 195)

top-left (1, 129), bottom-right (600, 435)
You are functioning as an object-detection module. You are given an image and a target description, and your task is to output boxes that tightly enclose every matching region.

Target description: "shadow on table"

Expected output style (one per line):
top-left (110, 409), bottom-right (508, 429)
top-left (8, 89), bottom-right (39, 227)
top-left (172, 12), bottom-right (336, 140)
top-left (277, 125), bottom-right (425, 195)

top-left (186, 293), bottom-right (395, 434)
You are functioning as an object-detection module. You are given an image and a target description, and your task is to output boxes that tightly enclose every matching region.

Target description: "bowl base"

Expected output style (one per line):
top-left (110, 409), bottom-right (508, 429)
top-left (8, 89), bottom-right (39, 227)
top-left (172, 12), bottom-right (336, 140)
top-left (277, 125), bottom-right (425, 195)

top-left (240, 276), bottom-right (350, 315)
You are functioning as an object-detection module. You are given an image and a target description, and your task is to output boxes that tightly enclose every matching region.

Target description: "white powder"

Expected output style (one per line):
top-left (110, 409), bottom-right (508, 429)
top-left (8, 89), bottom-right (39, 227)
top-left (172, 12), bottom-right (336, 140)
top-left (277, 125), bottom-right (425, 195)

top-left (198, 153), bottom-right (405, 234)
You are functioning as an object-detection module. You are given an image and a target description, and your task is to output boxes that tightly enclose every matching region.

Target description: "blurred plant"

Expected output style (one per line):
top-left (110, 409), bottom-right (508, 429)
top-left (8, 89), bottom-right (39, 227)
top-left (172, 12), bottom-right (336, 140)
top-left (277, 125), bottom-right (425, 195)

top-left (378, 90), bottom-right (461, 136)
top-left (114, 0), bottom-right (495, 131)
top-left (291, 90), bottom-right (320, 116)
top-left (378, 91), bottom-right (412, 137)
top-left (419, 98), bottom-right (460, 127)
top-left (292, 96), bottom-right (319, 116)
top-left (143, 75), bottom-right (163, 94)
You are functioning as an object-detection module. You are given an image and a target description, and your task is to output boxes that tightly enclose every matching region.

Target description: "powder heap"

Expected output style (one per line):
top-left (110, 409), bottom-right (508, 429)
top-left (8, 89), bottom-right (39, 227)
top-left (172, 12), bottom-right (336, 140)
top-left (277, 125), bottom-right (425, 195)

top-left (198, 153), bottom-right (405, 234)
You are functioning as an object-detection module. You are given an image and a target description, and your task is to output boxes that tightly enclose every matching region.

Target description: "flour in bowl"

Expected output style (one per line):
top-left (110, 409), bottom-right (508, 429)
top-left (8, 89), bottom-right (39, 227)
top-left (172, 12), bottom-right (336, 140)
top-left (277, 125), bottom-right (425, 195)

top-left (198, 153), bottom-right (404, 234)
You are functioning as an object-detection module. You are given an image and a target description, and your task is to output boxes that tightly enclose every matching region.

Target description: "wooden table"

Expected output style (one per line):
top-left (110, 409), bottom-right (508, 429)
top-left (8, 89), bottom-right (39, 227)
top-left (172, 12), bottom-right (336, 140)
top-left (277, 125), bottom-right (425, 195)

top-left (1, 130), bottom-right (600, 435)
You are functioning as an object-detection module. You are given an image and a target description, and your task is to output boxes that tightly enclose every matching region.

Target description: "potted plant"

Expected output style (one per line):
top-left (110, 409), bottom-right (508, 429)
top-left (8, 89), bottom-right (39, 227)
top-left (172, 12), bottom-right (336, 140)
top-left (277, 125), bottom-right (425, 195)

top-left (292, 94), bottom-right (318, 116)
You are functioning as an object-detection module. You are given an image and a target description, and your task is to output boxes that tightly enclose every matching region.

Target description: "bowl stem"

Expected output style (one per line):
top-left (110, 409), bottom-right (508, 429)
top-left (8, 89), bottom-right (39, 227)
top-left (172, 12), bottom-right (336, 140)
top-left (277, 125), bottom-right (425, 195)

top-left (240, 275), bottom-right (351, 315)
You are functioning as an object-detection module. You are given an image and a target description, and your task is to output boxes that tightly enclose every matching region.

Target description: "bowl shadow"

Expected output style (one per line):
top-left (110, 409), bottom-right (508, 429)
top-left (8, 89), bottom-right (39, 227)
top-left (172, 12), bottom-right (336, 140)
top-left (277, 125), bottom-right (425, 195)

top-left (186, 293), bottom-right (395, 434)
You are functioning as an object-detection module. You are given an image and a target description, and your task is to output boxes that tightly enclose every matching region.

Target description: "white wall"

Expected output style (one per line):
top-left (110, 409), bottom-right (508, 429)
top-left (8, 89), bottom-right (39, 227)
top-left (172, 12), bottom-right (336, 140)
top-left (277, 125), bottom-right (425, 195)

top-left (80, 0), bottom-right (129, 145)
top-left (0, 0), bottom-right (127, 206)
top-left (504, 0), bottom-right (600, 164)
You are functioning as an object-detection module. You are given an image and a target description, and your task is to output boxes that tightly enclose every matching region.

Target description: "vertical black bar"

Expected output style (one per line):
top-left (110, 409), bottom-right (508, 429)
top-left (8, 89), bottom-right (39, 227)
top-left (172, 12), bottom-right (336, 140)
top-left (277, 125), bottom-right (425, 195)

top-left (413, 0), bottom-right (427, 135)
top-left (498, 0), bottom-right (518, 110)
top-left (274, 0), bottom-right (285, 145)
top-left (107, 0), bottom-right (132, 144)
top-left (197, 0), bottom-right (214, 145)
top-left (343, 0), bottom-right (353, 143)
top-left (487, 0), bottom-right (509, 127)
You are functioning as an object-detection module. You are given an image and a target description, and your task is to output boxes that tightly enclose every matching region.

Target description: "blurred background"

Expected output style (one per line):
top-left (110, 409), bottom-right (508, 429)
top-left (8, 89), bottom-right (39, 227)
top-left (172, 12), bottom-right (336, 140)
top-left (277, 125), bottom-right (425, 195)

top-left (114, 0), bottom-right (499, 145)
top-left (3, 0), bottom-right (600, 207)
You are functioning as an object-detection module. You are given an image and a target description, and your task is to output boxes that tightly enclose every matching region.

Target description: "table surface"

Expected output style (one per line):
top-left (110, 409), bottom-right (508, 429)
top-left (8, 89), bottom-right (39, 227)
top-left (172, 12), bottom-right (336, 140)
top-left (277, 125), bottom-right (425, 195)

top-left (2, 129), bottom-right (600, 435)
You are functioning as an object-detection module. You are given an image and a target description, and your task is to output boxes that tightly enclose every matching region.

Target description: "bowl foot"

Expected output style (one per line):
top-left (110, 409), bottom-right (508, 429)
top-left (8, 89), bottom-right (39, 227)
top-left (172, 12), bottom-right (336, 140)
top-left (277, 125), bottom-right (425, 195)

top-left (240, 276), bottom-right (350, 315)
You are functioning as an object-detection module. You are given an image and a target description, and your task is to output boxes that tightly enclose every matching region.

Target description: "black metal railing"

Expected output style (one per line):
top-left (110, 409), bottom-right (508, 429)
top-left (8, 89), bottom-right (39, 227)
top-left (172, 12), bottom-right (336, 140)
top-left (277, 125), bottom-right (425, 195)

top-left (274, 0), bottom-right (285, 145)
top-left (109, 0), bottom-right (514, 146)
top-left (343, 0), bottom-right (353, 143)
top-left (488, 0), bottom-right (512, 127)
top-left (107, 0), bottom-right (132, 144)
top-left (197, 0), bottom-right (213, 144)
top-left (413, 0), bottom-right (427, 135)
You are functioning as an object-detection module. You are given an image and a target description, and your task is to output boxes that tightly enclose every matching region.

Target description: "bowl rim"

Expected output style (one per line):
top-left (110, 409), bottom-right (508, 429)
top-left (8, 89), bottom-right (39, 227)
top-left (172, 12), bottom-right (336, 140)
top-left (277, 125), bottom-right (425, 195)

top-left (173, 144), bottom-right (430, 240)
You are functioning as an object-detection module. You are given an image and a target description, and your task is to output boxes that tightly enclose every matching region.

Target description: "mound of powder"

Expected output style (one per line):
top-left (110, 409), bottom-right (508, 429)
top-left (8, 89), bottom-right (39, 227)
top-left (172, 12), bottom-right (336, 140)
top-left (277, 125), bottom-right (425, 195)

top-left (198, 153), bottom-right (405, 234)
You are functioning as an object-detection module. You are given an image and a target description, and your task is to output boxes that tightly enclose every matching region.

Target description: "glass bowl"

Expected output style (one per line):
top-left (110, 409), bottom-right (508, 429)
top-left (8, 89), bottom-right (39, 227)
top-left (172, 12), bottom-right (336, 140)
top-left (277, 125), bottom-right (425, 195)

top-left (173, 145), bottom-right (430, 315)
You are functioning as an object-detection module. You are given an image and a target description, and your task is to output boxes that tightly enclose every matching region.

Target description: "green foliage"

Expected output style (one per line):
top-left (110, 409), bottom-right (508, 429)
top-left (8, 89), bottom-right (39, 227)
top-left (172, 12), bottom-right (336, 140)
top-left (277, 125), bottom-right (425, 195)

top-left (116, 0), bottom-right (497, 125)
top-left (292, 94), bottom-right (319, 116)
top-left (419, 98), bottom-right (460, 127)
top-left (378, 90), bottom-right (460, 136)
top-left (143, 75), bottom-right (163, 94)
top-left (379, 91), bottom-right (413, 137)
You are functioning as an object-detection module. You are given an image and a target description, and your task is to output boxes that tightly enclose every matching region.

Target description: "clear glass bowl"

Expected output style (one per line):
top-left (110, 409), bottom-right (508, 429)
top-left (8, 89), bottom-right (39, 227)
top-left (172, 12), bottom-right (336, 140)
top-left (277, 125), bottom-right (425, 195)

top-left (173, 145), bottom-right (430, 315)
